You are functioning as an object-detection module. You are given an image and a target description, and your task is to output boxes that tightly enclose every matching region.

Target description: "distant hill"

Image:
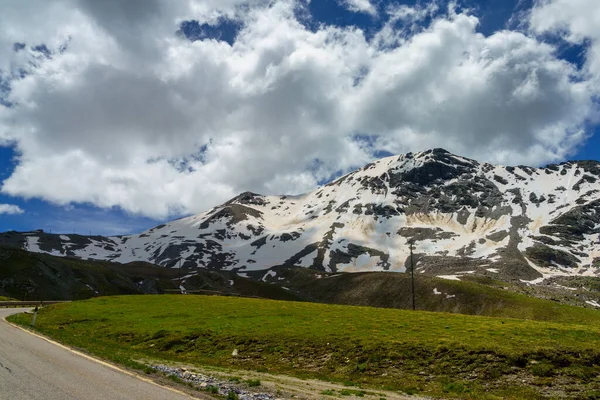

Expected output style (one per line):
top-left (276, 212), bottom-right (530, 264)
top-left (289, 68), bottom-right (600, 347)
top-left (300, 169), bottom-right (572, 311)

top-left (3, 245), bottom-right (600, 321)
top-left (0, 246), bottom-right (301, 301)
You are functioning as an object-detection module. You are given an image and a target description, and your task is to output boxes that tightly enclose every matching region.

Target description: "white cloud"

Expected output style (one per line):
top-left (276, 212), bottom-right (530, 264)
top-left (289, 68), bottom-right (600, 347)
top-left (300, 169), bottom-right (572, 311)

top-left (373, 2), bottom-right (441, 47)
top-left (386, 1), bottom-right (440, 23)
top-left (0, 0), bottom-right (598, 219)
top-left (349, 10), bottom-right (593, 165)
top-left (0, 204), bottom-right (24, 215)
top-left (530, 0), bottom-right (600, 88)
top-left (340, 0), bottom-right (377, 16)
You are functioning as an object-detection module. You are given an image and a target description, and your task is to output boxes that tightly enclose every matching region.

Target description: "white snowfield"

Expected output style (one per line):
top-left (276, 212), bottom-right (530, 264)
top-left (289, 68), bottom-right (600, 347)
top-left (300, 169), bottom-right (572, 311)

top-left (14, 149), bottom-right (600, 283)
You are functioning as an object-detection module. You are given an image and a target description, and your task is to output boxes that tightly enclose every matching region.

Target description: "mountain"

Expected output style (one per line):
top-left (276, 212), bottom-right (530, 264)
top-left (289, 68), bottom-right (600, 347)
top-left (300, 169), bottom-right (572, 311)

top-left (2, 149), bottom-right (600, 288)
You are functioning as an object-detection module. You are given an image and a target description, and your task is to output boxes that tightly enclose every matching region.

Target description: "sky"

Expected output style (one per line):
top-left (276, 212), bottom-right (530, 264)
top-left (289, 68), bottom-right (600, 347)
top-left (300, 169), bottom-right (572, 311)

top-left (0, 0), bottom-right (600, 235)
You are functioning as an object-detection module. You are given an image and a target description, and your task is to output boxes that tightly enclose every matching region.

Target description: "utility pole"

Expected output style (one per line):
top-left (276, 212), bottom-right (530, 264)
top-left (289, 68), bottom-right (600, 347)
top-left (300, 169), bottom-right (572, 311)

top-left (409, 240), bottom-right (416, 311)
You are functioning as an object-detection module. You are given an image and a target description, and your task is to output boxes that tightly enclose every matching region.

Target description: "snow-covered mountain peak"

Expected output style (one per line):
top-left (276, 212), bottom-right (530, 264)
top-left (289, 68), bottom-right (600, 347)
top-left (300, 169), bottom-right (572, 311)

top-left (4, 149), bottom-right (600, 284)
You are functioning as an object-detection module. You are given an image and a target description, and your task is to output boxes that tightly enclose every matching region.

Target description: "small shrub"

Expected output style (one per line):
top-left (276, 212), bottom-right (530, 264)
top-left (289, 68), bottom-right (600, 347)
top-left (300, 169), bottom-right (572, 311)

top-left (531, 362), bottom-right (554, 377)
top-left (340, 389), bottom-right (366, 397)
top-left (482, 366), bottom-right (502, 379)
top-left (227, 391), bottom-right (239, 400)
top-left (402, 387), bottom-right (418, 395)
top-left (442, 382), bottom-right (470, 394)
top-left (320, 389), bottom-right (335, 395)
top-left (246, 379), bottom-right (261, 387)
top-left (436, 345), bottom-right (449, 354)
top-left (151, 329), bottom-right (169, 339)
top-left (507, 354), bottom-right (528, 368)
top-left (206, 386), bottom-right (219, 394)
top-left (229, 376), bottom-right (241, 383)
top-left (143, 366), bottom-right (155, 375)
top-left (269, 345), bottom-right (283, 353)
top-left (567, 366), bottom-right (597, 381)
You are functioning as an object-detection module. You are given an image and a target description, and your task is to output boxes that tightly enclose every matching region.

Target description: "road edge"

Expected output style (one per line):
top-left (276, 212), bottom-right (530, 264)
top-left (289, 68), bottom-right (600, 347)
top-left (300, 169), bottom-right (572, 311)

top-left (2, 312), bottom-right (201, 399)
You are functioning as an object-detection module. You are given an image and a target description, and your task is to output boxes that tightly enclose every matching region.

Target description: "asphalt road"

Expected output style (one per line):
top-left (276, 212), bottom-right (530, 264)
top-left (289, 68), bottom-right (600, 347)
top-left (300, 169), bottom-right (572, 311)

top-left (0, 308), bottom-right (197, 400)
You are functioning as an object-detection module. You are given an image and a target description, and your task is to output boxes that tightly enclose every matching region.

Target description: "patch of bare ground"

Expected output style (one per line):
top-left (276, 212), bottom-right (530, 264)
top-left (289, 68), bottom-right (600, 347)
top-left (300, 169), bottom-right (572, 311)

top-left (141, 360), bottom-right (429, 400)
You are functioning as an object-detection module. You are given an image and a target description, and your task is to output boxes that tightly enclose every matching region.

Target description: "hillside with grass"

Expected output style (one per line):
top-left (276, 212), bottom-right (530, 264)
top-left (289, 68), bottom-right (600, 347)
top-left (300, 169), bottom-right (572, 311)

top-left (0, 245), bottom-right (141, 300)
top-left (4, 244), bottom-right (600, 323)
top-left (0, 246), bottom-right (302, 301)
top-left (9, 295), bottom-right (600, 399)
top-left (265, 268), bottom-right (600, 322)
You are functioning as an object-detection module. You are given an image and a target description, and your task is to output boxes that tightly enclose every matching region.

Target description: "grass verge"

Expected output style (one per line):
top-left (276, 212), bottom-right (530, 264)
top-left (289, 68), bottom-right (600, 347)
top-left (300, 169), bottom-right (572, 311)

top-left (8, 295), bottom-right (600, 399)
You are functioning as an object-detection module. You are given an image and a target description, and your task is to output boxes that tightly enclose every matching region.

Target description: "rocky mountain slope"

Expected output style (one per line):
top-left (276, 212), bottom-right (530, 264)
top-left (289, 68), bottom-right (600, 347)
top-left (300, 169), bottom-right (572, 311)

top-left (3, 149), bottom-right (600, 286)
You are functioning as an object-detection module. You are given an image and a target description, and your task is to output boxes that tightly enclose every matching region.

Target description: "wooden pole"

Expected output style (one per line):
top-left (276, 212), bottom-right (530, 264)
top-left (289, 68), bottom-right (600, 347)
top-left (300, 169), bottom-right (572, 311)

top-left (410, 240), bottom-right (415, 311)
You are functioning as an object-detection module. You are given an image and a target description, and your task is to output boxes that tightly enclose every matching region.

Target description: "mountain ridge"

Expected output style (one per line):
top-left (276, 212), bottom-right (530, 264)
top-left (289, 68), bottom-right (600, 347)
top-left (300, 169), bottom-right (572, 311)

top-left (2, 148), bottom-right (600, 291)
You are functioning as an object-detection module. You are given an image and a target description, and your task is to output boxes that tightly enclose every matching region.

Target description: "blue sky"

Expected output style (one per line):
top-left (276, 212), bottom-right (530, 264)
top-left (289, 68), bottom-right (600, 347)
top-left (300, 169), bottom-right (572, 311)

top-left (0, 0), bottom-right (599, 235)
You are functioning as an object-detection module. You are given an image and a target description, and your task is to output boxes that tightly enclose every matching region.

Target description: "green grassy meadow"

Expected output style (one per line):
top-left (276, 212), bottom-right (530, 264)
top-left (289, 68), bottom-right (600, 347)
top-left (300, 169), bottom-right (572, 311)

top-left (9, 295), bottom-right (600, 399)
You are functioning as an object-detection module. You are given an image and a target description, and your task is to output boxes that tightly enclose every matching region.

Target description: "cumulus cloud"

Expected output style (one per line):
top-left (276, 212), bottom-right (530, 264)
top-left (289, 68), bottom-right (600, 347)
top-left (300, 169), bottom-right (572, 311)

top-left (530, 0), bottom-right (600, 88)
top-left (0, 204), bottom-right (23, 215)
top-left (340, 0), bottom-right (378, 16)
top-left (0, 0), bottom-right (598, 219)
